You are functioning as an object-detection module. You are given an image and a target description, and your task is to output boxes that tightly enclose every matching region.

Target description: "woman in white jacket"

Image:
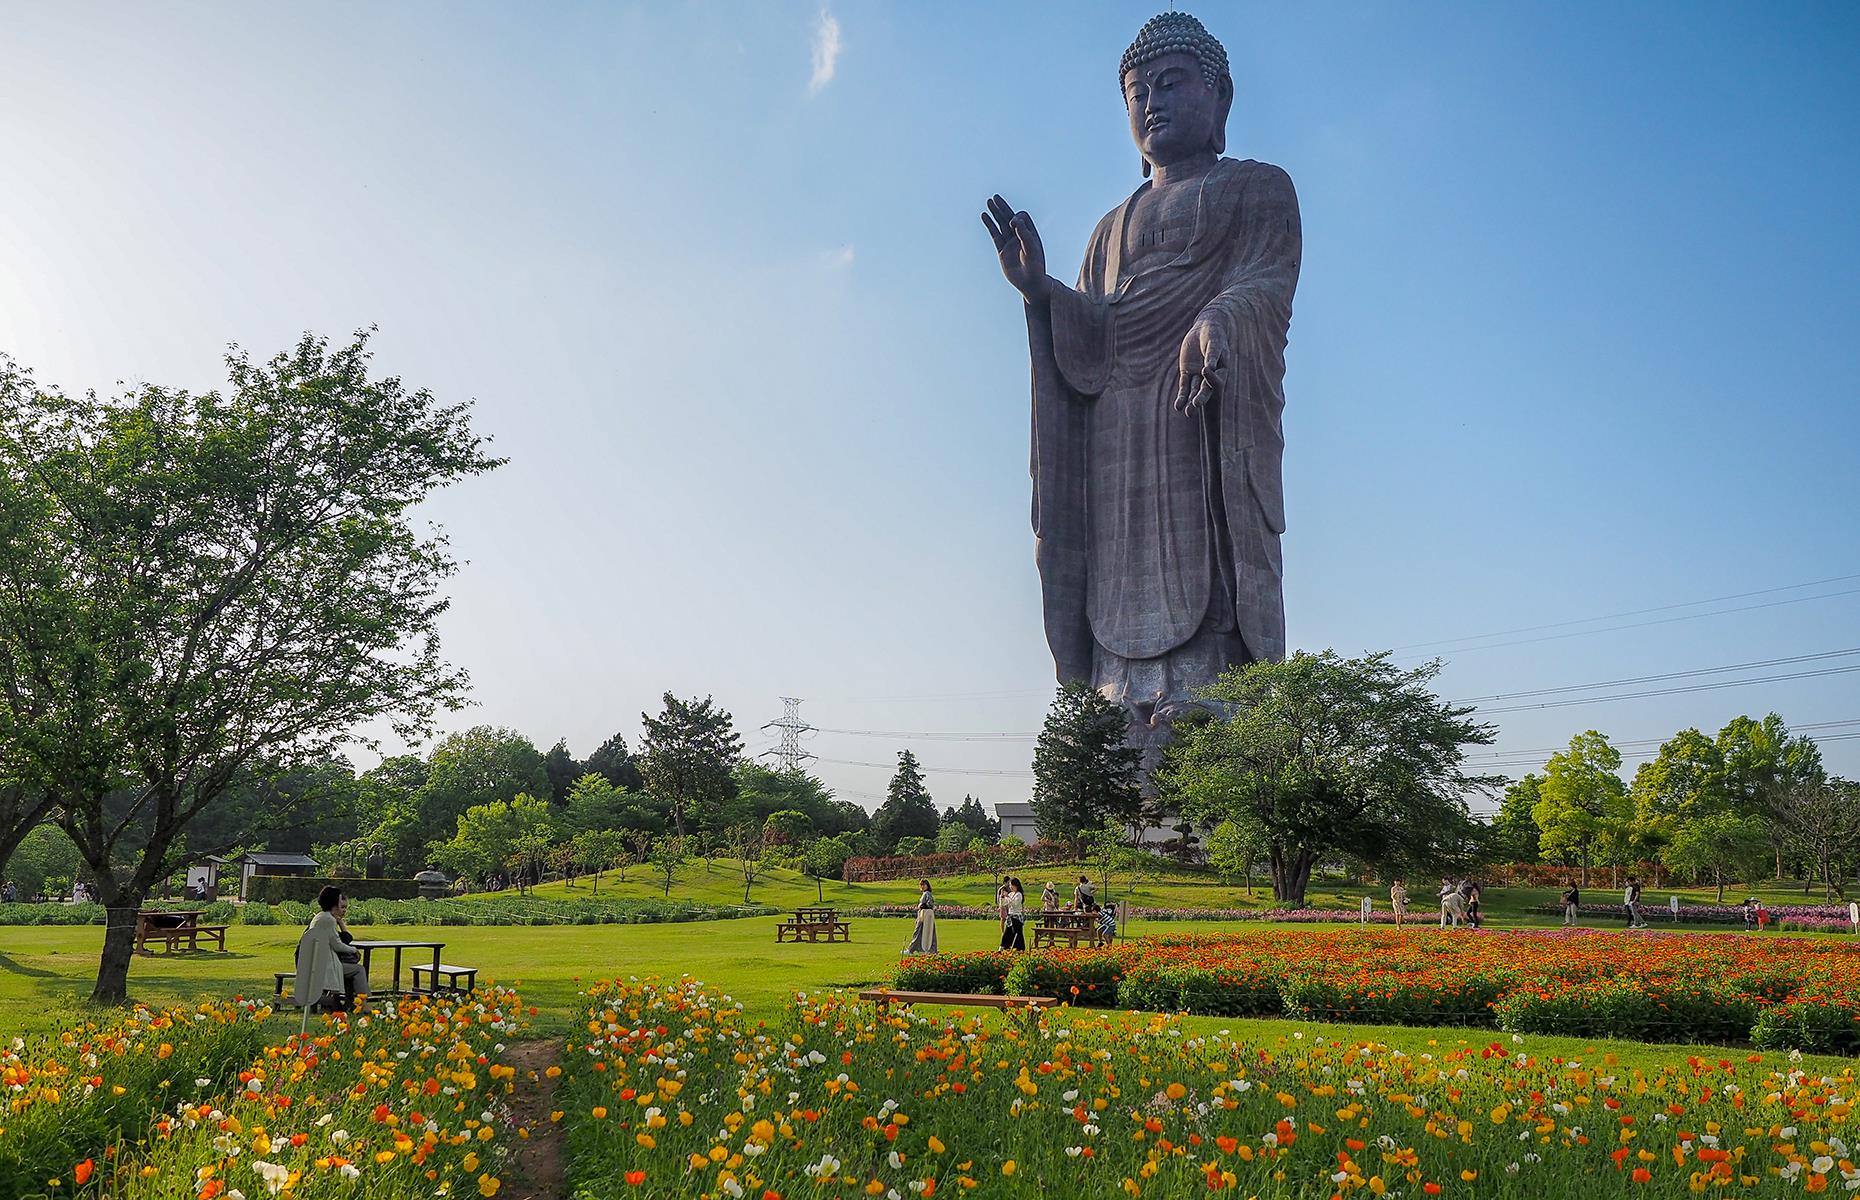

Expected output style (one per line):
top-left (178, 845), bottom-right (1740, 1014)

top-left (293, 886), bottom-right (367, 1010)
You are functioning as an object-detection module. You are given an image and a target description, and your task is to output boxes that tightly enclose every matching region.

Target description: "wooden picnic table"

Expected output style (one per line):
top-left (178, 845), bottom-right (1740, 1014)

top-left (350, 939), bottom-right (444, 996)
top-left (135, 909), bottom-right (229, 954)
top-left (777, 906), bottom-right (851, 943)
top-left (1030, 908), bottom-right (1111, 950)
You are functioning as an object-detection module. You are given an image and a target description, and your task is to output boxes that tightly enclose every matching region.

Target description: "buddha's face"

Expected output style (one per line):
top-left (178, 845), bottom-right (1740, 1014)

top-left (1123, 51), bottom-right (1227, 169)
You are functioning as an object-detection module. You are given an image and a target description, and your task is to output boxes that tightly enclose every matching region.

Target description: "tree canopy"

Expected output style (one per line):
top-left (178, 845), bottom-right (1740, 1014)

top-left (1161, 651), bottom-right (1494, 904)
top-left (0, 331), bottom-right (498, 1002)
top-left (1031, 682), bottom-right (1144, 843)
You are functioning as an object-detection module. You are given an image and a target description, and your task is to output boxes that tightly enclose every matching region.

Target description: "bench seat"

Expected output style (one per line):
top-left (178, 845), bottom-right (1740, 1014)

top-left (857, 989), bottom-right (1057, 1012)
top-left (410, 963), bottom-right (478, 994)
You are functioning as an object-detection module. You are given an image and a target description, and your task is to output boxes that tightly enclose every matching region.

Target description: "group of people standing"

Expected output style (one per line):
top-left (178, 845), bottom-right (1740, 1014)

top-left (1436, 876), bottom-right (1484, 928)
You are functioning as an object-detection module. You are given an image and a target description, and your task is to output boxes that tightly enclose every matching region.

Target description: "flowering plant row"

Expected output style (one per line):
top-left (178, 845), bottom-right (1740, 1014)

top-left (895, 929), bottom-right (1860, 1052)
top-left (1, 987), bottom-right (529, 1198)
top-left (558, 975), bottom-right (1860, 1198)
top-left (1527, 903), bottom-right (1855, 930)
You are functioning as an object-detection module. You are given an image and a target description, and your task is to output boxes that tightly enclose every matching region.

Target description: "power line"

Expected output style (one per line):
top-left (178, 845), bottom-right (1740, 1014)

top-left (1392, 572), bottom-right (1860, 653)
top-left (814, 754), bottom-right (1034, 778)
top-left (815, 726), bottom-right (1038, 742)
top-left (1461, 717), bottom-right (1860, 764)
top-left (1395, 586), bottom-right (1860, 662)
top-left (1449, 647), bottom-right (1860, 705)
top-left (1474, 663), bottom-right (1860, 715)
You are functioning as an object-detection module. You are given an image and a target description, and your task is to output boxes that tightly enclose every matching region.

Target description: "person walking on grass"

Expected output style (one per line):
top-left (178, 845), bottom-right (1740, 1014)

top-left (903, 877), bottom-right (938, 955)
top-left (1389, 878), bottom-right (1408, 928)
top-left (1561, 882), bottom-right (1582, 926)
top-left (1624, 876), bottom-right (1647, 929)
top-left (1000, 877), bottom-right (1027, 951)
top-left (996, 876), bottom-right (1012, 934)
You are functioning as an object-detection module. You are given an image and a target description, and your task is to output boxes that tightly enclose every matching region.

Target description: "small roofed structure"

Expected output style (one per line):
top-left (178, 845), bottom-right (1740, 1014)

top-left (239, 851), bottom-right (319, 901)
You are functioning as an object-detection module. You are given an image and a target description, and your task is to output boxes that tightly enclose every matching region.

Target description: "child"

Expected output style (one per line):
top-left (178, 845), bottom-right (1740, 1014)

top-left (1389, 878), bottom-right (1408, 928)
top-left (1741, 897), bottom-right (1758, 932)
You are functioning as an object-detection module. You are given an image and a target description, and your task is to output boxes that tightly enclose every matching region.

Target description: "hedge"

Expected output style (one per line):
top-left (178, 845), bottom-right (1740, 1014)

top-left (247, 875), bottom-right (423, 903)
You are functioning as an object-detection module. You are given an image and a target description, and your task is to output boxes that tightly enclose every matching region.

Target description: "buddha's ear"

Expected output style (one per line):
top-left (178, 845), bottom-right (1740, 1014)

top-left (1211, 76), bottom-right (1234, 156)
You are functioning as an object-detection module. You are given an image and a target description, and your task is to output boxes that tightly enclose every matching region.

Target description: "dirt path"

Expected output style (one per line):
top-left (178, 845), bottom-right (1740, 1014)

top-left (500, 1040), bottom-right (568, 1199)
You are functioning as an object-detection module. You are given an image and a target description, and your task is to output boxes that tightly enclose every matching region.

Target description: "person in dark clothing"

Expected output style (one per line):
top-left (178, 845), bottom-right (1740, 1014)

top-left (1561, 883), bottom-right (1581, 926)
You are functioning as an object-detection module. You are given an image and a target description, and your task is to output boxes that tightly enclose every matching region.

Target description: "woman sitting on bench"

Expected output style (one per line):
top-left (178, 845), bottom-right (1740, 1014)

top-left (294, 886), bottom-right (368, 1011)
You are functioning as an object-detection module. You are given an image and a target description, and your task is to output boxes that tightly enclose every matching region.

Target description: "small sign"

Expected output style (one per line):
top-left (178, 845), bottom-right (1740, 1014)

top-left (1360, 895), bottom-right (1372, 925)
top-left (1669, 895), bottom-right (1680, 916)
top-left (1849, 902), bottom-right (1858, 930)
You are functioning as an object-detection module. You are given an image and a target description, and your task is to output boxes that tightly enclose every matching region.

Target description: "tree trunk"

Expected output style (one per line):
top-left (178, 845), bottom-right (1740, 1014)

top-left (1269, 845), bottom-right (1316, 906)
top-left (1714, 869), bottom-right (1725, 904)
top-left (92, 904), bottom-right (142, 1005)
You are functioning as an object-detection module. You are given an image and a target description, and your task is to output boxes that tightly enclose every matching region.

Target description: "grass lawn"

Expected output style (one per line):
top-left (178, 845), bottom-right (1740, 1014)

top-left (532, 857), bottom-right (1854, 921)
top-left (2, 909), bottom-right (1855, 1079)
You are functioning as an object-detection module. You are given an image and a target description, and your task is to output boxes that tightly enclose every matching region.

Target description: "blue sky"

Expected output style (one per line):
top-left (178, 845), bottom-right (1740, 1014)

top-left (3, 2), bottom-right (1857, 812)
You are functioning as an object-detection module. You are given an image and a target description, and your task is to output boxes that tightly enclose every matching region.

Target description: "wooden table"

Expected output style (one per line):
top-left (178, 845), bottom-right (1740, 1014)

top-left (135, 909), bottom-right (229, 954)
top-left (1030, 909), bottom-right (1109, 950)
top-left (350, 939), bottom-right (444, 996)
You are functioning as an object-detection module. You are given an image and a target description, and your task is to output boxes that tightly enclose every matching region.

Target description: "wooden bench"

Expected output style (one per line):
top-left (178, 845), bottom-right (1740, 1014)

top-left (857, 989), bottom-right (1058, 1018)
top-left (410, 963), bottom-right (478, 995)
top-left (135, 910), bottom-right (229, 954)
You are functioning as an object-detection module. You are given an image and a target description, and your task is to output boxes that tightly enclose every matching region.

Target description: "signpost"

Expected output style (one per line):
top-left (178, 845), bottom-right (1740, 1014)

top-left (1360, 895), bottom-right (1372, 927)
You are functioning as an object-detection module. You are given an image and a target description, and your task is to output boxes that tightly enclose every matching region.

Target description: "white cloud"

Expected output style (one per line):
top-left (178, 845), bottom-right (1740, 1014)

top-left (822, 244), bottom-right (855, 270)
top-left (808, 9), bottom-right (841, 96)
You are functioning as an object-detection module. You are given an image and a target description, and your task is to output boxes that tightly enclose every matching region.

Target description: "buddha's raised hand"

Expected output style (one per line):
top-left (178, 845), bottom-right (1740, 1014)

top-left (982, 194), bottom-right (1047, 303)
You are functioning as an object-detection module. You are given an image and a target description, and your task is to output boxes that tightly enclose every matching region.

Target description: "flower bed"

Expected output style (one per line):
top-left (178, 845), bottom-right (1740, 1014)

top-left (896, 928), bottom-right (1860, 1047)
top-left (557, 975), bottom-right (1860, 1198)
top-left (0, 986), bottom-right (528, 1197)
top-left (1528, 901), bottom-right (1855, 930)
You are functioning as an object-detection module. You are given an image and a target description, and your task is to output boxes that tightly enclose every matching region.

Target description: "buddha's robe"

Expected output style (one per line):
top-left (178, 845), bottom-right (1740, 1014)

top-left (1025, 157), bottom-right (1300, 710)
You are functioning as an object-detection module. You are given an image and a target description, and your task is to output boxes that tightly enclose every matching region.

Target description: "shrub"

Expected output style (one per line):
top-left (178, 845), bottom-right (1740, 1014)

top-left (1003, 948), bottom-right (1135, 1007)
top-left (1117, 963), bottom-right (1283, 1017)
top-left (248, 875), bottom-right (422, 903)
top-left (240, 903), bottom-right (278, 925)
top-left (1750, 986), bottom-right (1860, 1055)
top-left (892, 952), bottom-right (1017, 995)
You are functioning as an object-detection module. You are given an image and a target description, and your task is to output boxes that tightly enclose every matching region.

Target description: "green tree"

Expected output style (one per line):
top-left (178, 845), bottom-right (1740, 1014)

top-left (584, 732), bottom-right (645, 792)
top-left (1491, 775), bottom-right (1545, 864)
top-left (801, 835), bottom-right (853, 902)
top-left (1631, 729), bottom-right (1725, 827)
top-left (0, 332), bottom-right (497, 1002)
top-left (410, 727), bottom-right (550, 870)
top-left (1206, 818), bottom-right (1269, 896)
top-left (7, 822), bottom-right (82, 900)
top-left (0, 764), bottom-right (55, 892)
top-left (432, 794), bottom-right (557, 888)
top-left (1031, 682), bottom-right (1145, 844)
top-left (1161, 652), bottom-right (1493, 905)
top-left (933, 822), bottom-right (971, 853)
top-left (1083, 819), bottom-right (1146, 900)
top-left (762, 809), bottom-right (815, 846)
top-left (942, 796), bottom-right (1000, 843)
top-left (648, 833), bottom-right (686, 897)
top-left (1716, 714), bottom-right (1824, 879)
top-left (734, 764), bottom-right (839, 831)
top-left (871, 751), bottom-right (939, 850)
top-left (569, 829), bottom-right (630, 893)
top-left (723, 822), bottom-right (771, 905)
top-left (638, 694), bottom-right (743, 839)
top-left (1773, 777), bottom-right (1860, 900)
top-left (1660, 811), bottom-right (1771, 901)
top-left (543, 738), bottom-right (582, 804)
top-left (562, 773), bottom-right (665, 836)
top-left (1532, 731), bottom-right (1631, 886)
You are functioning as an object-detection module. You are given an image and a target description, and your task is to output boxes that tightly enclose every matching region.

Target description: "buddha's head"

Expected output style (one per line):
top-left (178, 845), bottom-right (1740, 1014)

top-left (1120, 12), bottom-right (1232, 176)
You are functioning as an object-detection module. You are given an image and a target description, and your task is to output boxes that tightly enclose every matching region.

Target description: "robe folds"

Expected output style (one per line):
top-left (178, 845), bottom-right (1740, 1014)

top-left (1025, 157), bottom-right (1300, 691)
